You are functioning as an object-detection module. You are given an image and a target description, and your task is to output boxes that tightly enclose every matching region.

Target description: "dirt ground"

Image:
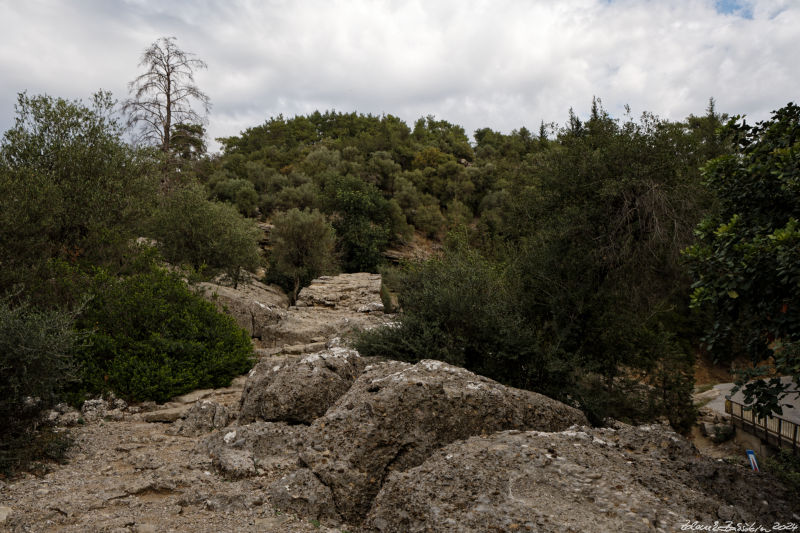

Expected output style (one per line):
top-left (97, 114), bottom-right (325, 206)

top-left (0, 380), bottom-right (345, 533)
top-left (693, 352), bottom-right (737, 386)
top-left (0, 340), bottom-right (770, 531)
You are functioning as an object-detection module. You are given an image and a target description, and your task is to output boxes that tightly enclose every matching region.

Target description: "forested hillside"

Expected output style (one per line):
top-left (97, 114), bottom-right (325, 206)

top-left (201, 99), bottom-right (731, 429)
top-left (2, 79), bottom-right (797, 473)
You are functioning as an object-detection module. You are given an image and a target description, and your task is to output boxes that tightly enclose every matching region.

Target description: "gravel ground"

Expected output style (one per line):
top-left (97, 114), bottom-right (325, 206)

top-left (0, 381), bottom-right (349, 533)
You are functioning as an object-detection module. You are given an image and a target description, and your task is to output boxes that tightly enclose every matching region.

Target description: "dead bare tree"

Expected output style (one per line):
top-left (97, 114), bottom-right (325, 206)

top-left (123, 37), bottom-right (210, 155)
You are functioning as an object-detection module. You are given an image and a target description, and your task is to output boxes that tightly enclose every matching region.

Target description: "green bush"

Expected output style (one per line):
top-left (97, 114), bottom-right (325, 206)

top-left (0, 92), bottom-right (158, 306)
top-left (355, 240), bottom-right (569, 396)
top-left (710, 424), bottom-right (734, 444)
top-left (320, 174), bottom-right (395, 272)
top-left (0, 297), bottom-right (77, 474)
top-left (445, 199), bottom-right (473, 228)
top-left (412, 203), bottom-right (445, 238)
top-left (148, 183), bottom-right (262, 287)
top-left (268, 208), bottom-right (337, 302)
top-left (74, 267), bottom-right (254, 403)
top-left (356, 235), bottom-right (696, 428)
top-left (208, 177), bottom-right (260, 217)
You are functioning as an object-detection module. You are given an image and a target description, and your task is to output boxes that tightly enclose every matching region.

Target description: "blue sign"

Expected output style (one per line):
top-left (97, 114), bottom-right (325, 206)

top-left (746, 449), bottom-right (759, 472)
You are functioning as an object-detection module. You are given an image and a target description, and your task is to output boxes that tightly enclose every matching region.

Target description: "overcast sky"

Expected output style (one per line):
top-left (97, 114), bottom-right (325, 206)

top-left (1, 0), bottom-right (796, 153)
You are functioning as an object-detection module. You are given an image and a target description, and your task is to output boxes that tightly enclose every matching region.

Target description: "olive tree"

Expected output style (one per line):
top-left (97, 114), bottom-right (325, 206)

top-left (149, 184), bottom-right (262, 287)
top-left (0, 91), bottom-right (157, 305)
top-left (270, 208), bottom-right (337, 302)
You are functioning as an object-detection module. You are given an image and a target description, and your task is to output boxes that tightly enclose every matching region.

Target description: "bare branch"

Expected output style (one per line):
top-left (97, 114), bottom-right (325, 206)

top-left (123, 36), bottom-right (210, 155)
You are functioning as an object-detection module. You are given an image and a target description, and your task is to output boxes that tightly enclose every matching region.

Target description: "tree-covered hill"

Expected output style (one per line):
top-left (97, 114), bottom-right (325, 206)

top-left (3, 78), bottom-right (797, 473)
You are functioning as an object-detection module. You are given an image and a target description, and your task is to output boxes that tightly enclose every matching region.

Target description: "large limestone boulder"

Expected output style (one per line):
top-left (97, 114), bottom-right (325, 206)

top-left (280, 359), bottom-right (587, 522)
top-left (266, 469), bottom-right (340, 523)
top-left (258, 307), bottom-right (388, 348)
top-left (295, 273), bottom-right (384, 312)
top-left (195, 277), bottom-right (289, 339)
top-left (364, 424), bottom-right (798, 532)
top-left (201, 273), bottom-right (392, 347)
top-left (238, 341), bottom-right (366, 425)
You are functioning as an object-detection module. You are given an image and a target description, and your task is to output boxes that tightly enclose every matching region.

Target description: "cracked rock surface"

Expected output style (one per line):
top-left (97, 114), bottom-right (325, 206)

top-left (3, 272), bottom-right (798, 532)
top-left (364, 424), bottom-right (799, 532)
top-left (294, 359), bottom-right (589, 522)
top-left (238, 340), bottom-right (367, 425)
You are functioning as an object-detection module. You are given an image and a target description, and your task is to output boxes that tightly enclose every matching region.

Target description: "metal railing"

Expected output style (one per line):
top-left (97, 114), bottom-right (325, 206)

top-left (726, 399), bottom-right (799, 454)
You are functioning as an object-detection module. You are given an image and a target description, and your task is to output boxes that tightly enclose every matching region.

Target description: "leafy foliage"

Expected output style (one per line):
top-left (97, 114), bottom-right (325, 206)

top-left (357, 234), bottom-right (696, 428)
top-left (320, 174), bottom-right (398, 272)
top-left (0, 297), bottom-right (77, 474)
top-left (0, 79), bottom-right (752, 452)
top-left (358, 102), bottom-right (723, 429)
top-left (74, 267), bottom-right (254, 403)
top-left (0, 81), bottom-right (254, 472)
top-left (149, 184), bottom-right (262, 287)
top-left (268, 208), bottom-right (337, 301)
top-left (685, 102), bottom-right (800, 417)
top-left (764, 450), bottom-right (800, 499)
top-left (209, 111), bottom-right (475, 249)
top-left (0, 92), bottom-right (158, 306)
top-left (355, 238), bottom-right (565, 393)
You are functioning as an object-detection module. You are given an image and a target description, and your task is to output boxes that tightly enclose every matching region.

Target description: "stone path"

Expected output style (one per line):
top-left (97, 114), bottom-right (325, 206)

top-left (0, 273), bottom-right (389, 532)
top-left (0, 377), bottom-right (341, 532)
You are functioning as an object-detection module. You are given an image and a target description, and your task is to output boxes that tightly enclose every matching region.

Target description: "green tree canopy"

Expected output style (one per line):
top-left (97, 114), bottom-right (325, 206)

top-left (685, 102), bottom-right (800, 417)
top-left (149, 183), bottom-right (262, 287)
top-left (320, 173), bottom-right (399, 272)
top-left (269, 208), bottom-right (337, 301)
top-left (0, 92), bottom-right (157, 306)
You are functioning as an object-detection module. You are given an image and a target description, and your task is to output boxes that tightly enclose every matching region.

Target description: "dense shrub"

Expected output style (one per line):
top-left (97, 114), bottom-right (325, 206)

top-left (764, 450), bottom-right (800, 498)
top-left (148, 183), bottom-right (262, 287)
top-left (321, 174), bottom-right (395, 272)
top-left (0, 297), bottom-right (77, 474)
top-left (267, 208), bottom-right (337, 302)
top-left (410, 202), bottom-right (445, 239)
top-left (355, 240), bottom-right (571, 397)
top-left (356, 235), bottom-right (697, 429)
top-left (0, 92), bottom-right (157, 307)
top-left (208, 176), bottom-right (260, 217)
top-left (74, 267), bottom-right (254, 403)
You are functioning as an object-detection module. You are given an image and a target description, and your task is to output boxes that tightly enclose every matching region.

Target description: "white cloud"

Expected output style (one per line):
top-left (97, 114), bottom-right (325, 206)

top-left (0, 0), bottom-right (797, 153)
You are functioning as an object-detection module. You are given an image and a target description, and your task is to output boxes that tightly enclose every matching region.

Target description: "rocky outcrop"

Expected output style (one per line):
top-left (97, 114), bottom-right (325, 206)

top-left (364, 423), bottom-right (797, 532)
top-left (238, 341), bottom-right (366, 425)
top-left (43, 402), bottom-right (83, 426)
top-left (197, 272), bottom-right (392, 348)
top-left (10, 268), bottom-right (800, 533)
top-left (259, 307), bottom-right (386, 347)
top-left (281, 359), bottom-right (588, 522)
top-left (255, 272), bottom-right (391, 347)
top-left (195, 277), bottom-right (289, 339)
top-left (166, 400), bottom-right (229, 437)
top-left (295, 273), bottom-right (383, 312)
top-left (266, 469), bottom-right (340, 522)
top-left (80, 396), bottom-right (127, 422)
top-left (201, 421), bottom-right (308, 479)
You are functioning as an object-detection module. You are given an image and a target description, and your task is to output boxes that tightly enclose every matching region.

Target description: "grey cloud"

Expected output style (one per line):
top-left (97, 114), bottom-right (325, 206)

top-left (1, 0), bottom-right (797, 153)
